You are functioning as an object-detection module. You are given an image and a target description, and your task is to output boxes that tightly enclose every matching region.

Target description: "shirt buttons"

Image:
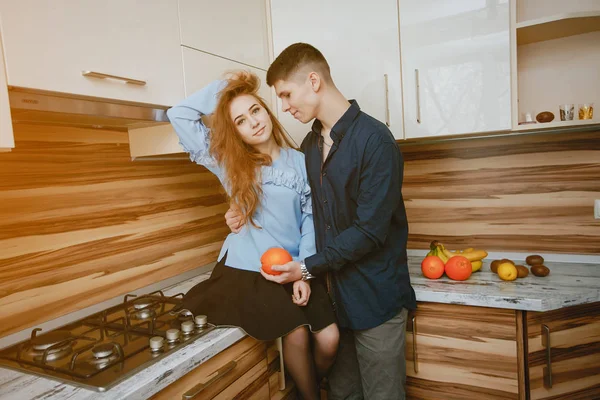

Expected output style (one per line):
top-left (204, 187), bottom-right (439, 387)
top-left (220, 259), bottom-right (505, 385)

top-left (323, 199), bottom-right (328, 204)
top-left (326, 225), bottom-right (331, 230)
top-left (322, 172), bottom-right (327, 177)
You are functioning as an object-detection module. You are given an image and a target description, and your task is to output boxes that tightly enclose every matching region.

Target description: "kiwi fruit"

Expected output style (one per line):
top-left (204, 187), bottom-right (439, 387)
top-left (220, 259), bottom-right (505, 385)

top-left (531, 265), bottom-right (550, 277)
top-left (516, 265), bottom-right (529, 278)
top-left (526, 255), bottom-right (544, 266)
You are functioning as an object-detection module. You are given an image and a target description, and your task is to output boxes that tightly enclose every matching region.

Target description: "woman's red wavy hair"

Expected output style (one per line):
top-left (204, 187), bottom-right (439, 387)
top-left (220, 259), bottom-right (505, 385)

top-left (210, 71), bottom-right (296, 227)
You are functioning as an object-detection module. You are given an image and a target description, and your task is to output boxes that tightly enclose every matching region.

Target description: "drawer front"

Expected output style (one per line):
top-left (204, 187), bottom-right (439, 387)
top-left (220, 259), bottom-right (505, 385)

top-left (527, 302), bottom-right (600, 400)
top-left (405, 303), bottom-right (519, 400)
top-left (151, 336), bottom-right (266, 400)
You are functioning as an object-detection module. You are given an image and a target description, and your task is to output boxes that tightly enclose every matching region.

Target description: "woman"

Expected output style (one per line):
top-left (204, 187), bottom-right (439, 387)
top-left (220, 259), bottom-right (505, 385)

top-left (167, 72), bottom-right (339, 400)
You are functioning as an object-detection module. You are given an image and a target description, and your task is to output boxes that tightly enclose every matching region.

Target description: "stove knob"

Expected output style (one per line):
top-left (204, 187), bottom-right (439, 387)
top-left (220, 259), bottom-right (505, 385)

top-left (149, 336), bottom-right (164, 351)
top-left (166, 328), bottom-right (180, 341)
top-left (181, 320), bottom-right (195, 334)
top-left (194, 315), bottom-right (207, 327)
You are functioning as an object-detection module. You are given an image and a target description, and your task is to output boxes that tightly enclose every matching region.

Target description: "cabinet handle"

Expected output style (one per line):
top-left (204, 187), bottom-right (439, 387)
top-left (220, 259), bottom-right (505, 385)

top-left (82, 70), bottom-right (146, 86)
top-left (415, 69), bottom-right (421, 124)
top-left (384, 74), bottom-right (390, 127)
top-left (542, 324), bottom-right (553, 388)
top-left (182, 360), bottom-right (237, 399)
top-left (412, 316), bottom-right (418, 373)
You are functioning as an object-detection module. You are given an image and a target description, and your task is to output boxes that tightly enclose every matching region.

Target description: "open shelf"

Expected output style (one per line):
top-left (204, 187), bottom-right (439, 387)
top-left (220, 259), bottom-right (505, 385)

top-left (516, 11), bottom-right (600, 44)
top-left (513, 118), bottom-right (599, 132)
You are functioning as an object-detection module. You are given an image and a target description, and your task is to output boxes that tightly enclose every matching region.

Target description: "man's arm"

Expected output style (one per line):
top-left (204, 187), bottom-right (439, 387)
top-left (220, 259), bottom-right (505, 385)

top-left (263, 134), bottom-right (403, 284)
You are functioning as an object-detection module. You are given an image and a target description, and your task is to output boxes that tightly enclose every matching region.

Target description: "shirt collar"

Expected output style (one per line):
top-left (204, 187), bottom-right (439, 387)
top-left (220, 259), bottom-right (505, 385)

top-left (310, 100), bottom-right (361, 143)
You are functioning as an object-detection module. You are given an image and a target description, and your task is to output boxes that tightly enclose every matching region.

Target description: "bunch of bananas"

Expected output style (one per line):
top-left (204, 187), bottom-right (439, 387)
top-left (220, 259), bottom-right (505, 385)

top-left (427, 240), bottom-right (488, 272)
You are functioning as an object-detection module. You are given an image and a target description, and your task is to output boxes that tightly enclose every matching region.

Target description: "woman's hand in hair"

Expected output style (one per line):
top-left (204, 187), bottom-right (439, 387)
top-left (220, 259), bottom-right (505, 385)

top-left (224, 206), bottom-right (243, 233)
top-left (292, 280), bottom-right (311, 306)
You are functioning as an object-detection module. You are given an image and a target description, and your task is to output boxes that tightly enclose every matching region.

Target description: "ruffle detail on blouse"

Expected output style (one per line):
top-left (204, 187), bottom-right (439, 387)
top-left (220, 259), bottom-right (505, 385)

top-left (261, 166), bottom-right (312, 214)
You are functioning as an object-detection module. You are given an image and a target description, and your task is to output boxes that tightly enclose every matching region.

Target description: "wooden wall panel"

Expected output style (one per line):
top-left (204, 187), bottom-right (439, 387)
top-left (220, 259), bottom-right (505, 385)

top-left (400, 130), bottom-right (600, 254)
top-left (0, 124), bottom-right (229, 338)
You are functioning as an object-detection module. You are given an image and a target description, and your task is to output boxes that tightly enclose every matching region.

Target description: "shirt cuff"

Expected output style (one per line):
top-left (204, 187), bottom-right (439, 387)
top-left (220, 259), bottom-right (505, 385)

top-left (305, 252), bottom-right (327, 275)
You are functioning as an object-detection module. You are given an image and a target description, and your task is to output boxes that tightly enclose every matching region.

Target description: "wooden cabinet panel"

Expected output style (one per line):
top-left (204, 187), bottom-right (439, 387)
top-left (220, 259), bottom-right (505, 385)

top-left (405, 303), bottom-right (519, 399)
top-left (527, 302), bottom-right (600, 400)
top-left (151, 336), bottom-right (266, 400)
top-left (0, 0), bottom-right (184, 106)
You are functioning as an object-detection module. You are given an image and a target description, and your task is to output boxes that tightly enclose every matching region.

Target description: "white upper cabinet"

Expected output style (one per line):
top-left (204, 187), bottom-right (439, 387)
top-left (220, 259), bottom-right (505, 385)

top-left (0, 0), bottom-right (184, 106)
top-left (400, 0), bottom-right (511, 139)
top-left (178, 0), bottom-right (269, 70)
top-left (0, 25), bottom-right (14, 150)
top-left (182, 47), bottom-right (272, 105)
top-left (270, 0), bottom-right (405, 144)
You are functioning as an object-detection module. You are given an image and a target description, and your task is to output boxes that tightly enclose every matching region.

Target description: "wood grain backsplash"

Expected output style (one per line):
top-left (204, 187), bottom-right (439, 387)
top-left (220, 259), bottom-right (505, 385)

top-left (0, 124), bottom-right (229, 338)
top-left (401, 129), bottom-right (600, 254)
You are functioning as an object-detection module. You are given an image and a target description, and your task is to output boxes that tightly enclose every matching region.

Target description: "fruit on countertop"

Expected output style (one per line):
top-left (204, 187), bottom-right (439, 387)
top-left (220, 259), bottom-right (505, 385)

top-left (444, 256), bottom-right (472, 281)
top-left (470, 260), bottom-right (483, 273)
top-left (421, 256), bottom-right (445, 279)
top-left (497, 262), bottom-right (518, 281)
top-left (526, 255), bottom-right (544, 266)
top-left (426, 241), bottom-right (449, 263)
top-left (491, 258), bottom-right (514, 273)
top-left (429, 241), bottom-right (487, 272)
top-left (531, 265), bottom-right (550, 277)
top-left (516, 265), bottom-right (529, 278)
top-left (260, 248), bottom-right (292, 275)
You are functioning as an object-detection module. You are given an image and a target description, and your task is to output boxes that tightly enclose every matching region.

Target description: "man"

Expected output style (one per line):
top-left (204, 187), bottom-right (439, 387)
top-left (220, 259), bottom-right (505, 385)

top-left (227, 43), bottom-right (416, 399)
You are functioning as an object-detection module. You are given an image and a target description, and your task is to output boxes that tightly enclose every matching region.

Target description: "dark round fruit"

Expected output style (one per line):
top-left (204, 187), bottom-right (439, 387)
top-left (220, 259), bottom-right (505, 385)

top-left (531, 265), bottom-right (550, 277)
top-left (526, 255), bottom-right (544, 266)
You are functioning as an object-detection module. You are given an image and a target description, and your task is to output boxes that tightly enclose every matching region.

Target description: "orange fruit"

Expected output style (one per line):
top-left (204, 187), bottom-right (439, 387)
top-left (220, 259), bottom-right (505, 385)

top-left (421, 256), bottom-right (445, 279)
top-left (260, 248), bottom-right (292, 275)
top-left (444, 256), bottom-right (472, 281)
top-left (497, 262), bottom-right (518, 281)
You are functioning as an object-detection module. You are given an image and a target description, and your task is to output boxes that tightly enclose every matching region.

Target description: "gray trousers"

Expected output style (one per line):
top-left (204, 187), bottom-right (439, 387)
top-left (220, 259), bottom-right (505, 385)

top-left (328, 308), bottom-right (408, 400)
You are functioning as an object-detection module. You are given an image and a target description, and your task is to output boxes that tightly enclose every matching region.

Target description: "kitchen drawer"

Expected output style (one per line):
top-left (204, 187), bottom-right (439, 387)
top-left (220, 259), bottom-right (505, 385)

top-left (182, 47), bottom-right (273, 107)
top-left (0, 0), bottom-right (184, 106)
top-left (405, 303), bottom-right (519, 399)
top-left (526, 302), bottom-right (600, 400)
top-left (151, 336), bottom-right (267, 400)
top-left (178, 0), bottom-right (269, 70)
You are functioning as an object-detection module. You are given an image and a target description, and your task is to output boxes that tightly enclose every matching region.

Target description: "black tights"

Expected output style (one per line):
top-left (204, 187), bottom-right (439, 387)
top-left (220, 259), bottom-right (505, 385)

top-left (283, 325), bottom-right (338, 400)
top-left (283, 327), bottom-right (319, 400)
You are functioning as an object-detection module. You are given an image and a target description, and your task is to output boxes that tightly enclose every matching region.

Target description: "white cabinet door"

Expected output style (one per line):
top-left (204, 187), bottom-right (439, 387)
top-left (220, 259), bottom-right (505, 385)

top-left (129, 48), bottom-right (274, 160)
top-left (400, 0), bottom-right (511, 139)
top-left (178, 0), bottom-right (269, 70)
top-left (182, 47), bottom-right (272, 107)
top-left (0, 0), bottom-right (184, 106)
top-left (270, 0), bottom-right (404, 144)
top-left (0, 25), bottom-right (14, 150)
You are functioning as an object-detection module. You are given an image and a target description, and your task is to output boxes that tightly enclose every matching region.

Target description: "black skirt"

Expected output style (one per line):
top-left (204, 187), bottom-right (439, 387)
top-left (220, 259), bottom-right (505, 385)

top-left (181, 254), bottom-right (337, 341)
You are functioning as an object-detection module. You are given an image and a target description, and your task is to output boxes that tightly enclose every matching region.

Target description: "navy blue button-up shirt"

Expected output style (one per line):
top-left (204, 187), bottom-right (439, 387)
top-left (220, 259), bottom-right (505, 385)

top-left (303, 100), bottom-right (416, 330)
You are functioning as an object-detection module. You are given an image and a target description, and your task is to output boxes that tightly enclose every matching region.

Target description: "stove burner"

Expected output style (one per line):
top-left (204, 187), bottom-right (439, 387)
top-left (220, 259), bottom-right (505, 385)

top-left (92, 343), bottom-right (115, 359)
top-left (88, 353), bottom-right (119, 369)
top-left (29, 330), bottom-right (75, 362)
top-left (30, 330), bottom-right (72, 351)
top-left (131, 299), bottom-right (158, 320)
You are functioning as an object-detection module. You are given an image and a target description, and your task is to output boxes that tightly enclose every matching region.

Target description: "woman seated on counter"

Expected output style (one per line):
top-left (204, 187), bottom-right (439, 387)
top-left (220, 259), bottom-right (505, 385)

top-left (167, 72), bottom-right (339, 400)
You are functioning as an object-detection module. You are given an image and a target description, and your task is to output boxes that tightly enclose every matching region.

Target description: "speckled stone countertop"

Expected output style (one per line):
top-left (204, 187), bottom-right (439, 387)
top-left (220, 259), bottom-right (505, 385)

top-left (408, 256), bottom-right (600, 311)
top-left (2, 256), bottom-right (599, 399)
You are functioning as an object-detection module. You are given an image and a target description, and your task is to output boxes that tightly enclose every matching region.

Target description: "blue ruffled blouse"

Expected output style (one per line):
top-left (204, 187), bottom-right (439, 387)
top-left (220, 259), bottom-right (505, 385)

top-left (167, 80), bottom-right (316, 272)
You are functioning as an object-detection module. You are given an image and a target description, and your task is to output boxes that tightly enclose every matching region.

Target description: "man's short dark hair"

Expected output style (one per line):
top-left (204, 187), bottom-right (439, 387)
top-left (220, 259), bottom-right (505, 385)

top-left (266, 43), bottom-right (332, 87)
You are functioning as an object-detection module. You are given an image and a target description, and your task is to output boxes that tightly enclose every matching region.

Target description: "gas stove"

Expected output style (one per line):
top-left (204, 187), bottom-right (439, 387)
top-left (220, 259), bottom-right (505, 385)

top-left (0, 290), bottom-right (214, 392)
